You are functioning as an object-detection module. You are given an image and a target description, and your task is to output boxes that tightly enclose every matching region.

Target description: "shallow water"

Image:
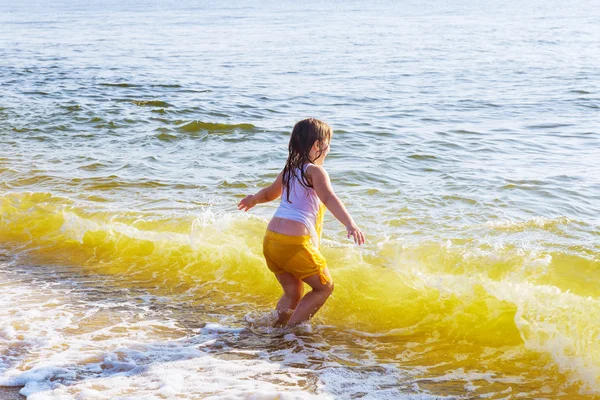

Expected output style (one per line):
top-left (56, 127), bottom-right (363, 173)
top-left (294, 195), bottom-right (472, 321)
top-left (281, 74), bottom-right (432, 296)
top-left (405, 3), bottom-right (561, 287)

top-left (1, 0), bottom-right (599, 398)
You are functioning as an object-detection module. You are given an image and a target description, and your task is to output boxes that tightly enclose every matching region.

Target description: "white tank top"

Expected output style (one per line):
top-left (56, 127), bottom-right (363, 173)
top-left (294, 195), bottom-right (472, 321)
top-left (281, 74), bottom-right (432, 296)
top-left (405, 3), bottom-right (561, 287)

top-left (273, 165), bottom-right (326, 248)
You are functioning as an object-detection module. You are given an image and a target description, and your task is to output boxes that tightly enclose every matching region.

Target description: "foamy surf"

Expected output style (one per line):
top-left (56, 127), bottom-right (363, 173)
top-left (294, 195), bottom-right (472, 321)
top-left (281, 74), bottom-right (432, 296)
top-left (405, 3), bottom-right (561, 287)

top-left (0, 191), bottom-right (599, 397)
top-left (0, 263), bottom-right (460, 399)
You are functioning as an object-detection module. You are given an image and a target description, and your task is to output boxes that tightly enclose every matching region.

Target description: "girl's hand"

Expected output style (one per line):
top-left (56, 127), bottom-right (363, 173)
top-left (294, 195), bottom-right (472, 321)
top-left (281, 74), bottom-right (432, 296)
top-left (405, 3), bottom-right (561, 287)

top-left (238, 195), bottom-right (257, 212)
top-left (346, 224), bottom-right (365, 246)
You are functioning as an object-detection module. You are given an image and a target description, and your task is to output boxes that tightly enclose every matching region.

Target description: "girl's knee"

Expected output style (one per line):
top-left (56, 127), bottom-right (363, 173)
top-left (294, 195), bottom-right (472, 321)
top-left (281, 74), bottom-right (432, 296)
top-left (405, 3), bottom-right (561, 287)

top-left (302, 273), bottom-right (333, 296)
top-left (326, 281), bottom-right (334, 295)
top-left (319, 281), bottom-right (334, 296)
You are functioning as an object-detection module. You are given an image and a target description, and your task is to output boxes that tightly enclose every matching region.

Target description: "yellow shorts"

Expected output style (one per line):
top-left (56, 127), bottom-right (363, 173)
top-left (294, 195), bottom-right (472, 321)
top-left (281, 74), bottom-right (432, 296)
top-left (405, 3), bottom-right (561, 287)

top-left (263, 230), bottom-right (330, 285)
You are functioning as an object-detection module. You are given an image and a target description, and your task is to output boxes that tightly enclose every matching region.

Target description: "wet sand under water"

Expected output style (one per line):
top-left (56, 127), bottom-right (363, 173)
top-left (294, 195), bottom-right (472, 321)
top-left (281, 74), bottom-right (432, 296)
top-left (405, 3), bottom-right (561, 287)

top-left (0, 387), bottom-right (25, 399)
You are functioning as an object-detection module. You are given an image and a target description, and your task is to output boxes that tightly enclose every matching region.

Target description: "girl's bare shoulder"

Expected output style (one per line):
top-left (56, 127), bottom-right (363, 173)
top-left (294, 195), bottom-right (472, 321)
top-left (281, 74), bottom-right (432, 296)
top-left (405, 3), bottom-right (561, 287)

top-left (305, 164), bottom-right (329, 182)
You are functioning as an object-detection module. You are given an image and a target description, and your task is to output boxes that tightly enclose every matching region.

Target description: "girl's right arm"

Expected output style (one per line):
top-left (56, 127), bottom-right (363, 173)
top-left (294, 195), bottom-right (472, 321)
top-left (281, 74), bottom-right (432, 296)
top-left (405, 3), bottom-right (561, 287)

top-left (238, 172), bottom-right (283, 212)
top-left (308, 165), bottom-right (365, 245)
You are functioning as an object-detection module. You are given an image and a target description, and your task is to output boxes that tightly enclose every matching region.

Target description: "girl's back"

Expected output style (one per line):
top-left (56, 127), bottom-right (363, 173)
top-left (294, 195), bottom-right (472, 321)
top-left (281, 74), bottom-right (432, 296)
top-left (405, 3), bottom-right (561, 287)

top-left (273, 165), bottom-right (326, 248)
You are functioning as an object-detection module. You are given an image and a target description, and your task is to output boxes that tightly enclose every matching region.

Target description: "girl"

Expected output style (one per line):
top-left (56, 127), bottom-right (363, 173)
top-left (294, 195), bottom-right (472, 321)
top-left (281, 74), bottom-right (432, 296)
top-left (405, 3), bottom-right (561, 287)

top-left (238, 118), bottom-right (365, 327)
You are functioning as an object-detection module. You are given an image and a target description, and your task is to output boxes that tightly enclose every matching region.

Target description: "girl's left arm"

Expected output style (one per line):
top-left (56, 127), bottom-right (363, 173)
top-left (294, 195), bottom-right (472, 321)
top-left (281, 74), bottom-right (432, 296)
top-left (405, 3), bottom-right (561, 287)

top-left (237, 172), bottom-right (283, 212)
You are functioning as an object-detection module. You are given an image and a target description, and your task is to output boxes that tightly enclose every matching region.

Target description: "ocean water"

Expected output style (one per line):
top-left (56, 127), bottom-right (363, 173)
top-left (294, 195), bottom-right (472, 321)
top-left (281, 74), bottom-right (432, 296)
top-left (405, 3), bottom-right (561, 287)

top-left (1, 0), bottom-right (599, 398)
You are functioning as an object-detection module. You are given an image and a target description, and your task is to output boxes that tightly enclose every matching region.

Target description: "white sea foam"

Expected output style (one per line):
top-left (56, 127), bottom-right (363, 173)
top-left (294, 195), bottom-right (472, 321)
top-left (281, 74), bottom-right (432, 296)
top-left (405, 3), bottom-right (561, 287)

top-left (484, 216), bottom-right (572, 232)
top-left (61, 211), bottom-right (190, 245)
top-left (1, 264), bottom-right (457, 400)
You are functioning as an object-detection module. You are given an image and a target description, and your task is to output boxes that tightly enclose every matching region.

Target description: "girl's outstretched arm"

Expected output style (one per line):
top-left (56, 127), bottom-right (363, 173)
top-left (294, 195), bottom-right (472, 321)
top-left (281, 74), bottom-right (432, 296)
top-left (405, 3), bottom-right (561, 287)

top-left (238, 172), bottom-right (283, 212)
top-left (307, 165), bottom-right (365, 245)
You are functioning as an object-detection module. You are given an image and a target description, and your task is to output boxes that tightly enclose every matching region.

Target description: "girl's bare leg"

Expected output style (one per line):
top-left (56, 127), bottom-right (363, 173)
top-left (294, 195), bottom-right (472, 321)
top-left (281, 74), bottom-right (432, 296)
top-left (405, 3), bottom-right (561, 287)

top-left (287, 267), bottom-right (334, 326)
top-left (274, 272), bottom-right (304, 327)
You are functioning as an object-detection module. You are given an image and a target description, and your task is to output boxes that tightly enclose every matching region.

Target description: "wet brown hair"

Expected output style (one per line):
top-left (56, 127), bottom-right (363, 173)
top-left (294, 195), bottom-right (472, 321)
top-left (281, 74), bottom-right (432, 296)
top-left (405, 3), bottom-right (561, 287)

top-left (282, 118), bottom-right (332, 202)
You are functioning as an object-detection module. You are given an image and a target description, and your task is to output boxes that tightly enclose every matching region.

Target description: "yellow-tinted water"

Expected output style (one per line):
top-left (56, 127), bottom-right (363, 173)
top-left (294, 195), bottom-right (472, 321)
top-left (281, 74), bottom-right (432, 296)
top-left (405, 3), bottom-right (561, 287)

top-left (1, 191), bottom-right (598, 398)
